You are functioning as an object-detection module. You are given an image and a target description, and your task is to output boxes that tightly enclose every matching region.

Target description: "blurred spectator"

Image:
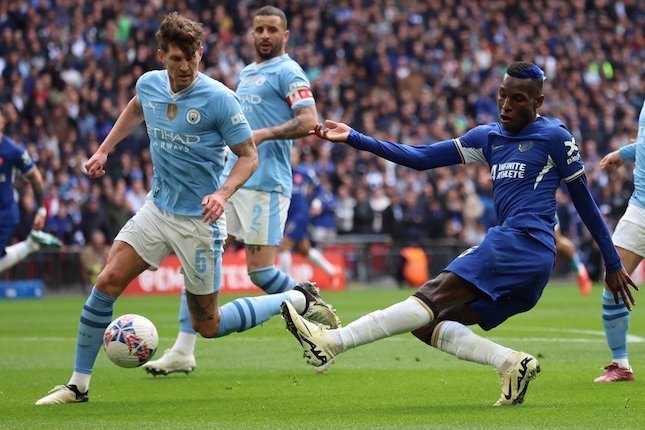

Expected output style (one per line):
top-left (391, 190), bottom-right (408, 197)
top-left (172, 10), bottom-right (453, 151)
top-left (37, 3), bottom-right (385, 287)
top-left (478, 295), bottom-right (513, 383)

top-left (0, 0), bottom-right (640, 258)
top-left (80, 230), bottom-right (109, 290)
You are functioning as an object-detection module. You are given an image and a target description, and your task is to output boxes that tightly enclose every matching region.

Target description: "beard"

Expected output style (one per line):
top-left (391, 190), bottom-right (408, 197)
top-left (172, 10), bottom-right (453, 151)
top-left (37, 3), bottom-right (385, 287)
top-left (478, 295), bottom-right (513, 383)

top-left (255, 41), bottom-right (283, 61)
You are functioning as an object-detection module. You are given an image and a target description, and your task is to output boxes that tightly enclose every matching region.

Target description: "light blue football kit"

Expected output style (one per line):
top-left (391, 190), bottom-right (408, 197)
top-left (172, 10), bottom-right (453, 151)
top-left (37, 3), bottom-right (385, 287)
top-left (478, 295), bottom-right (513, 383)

top-left (174, 55), bottom-right (318, 339)
top-left (75, 69), bottom-right (298, 378)
top-left (601, 101), bottom-right (645, 366)
top-left (346, 116), bottom-right (622, 330)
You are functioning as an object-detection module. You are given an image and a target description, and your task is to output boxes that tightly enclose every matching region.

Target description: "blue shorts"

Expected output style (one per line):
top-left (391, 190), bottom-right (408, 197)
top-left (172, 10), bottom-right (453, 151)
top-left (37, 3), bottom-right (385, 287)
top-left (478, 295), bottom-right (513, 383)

top-left (446, 226), bottom-right (555, 331)
top-left (284, 212), bottom-right (308, 242)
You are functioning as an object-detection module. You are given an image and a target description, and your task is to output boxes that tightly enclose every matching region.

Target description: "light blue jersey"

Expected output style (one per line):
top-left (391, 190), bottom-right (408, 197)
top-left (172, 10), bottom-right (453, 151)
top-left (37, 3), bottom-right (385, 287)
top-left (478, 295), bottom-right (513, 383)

top-left (222, 54), bottom-right (315, 197)
top-left (137, 70), bottom-right (252, 216)
top-left (618, 101), bottom-right (645, 209)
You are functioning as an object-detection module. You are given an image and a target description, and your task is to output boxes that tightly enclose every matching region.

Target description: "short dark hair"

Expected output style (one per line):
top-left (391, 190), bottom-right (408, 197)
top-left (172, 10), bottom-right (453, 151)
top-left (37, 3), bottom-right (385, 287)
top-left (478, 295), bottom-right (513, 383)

top-left (253, 5), bottom-right (288, 29)
top-left (156, 12), bottom-right (203, 59)
top-left (506, 61), bottom-right (545, 95)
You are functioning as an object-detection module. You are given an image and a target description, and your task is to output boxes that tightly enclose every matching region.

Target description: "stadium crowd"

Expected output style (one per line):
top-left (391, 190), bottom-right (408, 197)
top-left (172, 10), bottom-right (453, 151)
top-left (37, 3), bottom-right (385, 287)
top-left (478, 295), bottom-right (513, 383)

top-left (0, 0), bottom-right (643, 274)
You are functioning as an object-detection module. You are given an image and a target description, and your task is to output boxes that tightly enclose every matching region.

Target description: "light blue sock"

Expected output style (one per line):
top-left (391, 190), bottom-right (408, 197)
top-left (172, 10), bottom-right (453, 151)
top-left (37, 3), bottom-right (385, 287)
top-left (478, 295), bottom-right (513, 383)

top-left (178, 289), bottom-right (196, 334)
top-left (74, 288), bottom-right (116, 374)
top-left (249, 266), bottom-right (296, 294)
top-left (216, 293), bottom-right (291, 337)
top-left (602, 289), bottom-right (630, 360)
top-left (570, 253), bottom-right (582, 273)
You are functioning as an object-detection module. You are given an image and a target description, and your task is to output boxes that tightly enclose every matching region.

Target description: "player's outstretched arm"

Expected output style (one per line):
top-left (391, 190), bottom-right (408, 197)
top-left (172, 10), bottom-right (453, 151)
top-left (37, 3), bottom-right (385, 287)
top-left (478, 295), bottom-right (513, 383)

top-left (311, 119), bottom-right (461, 170)
top-left (566, 176), bottom-right (638, 309)
top-left (25, 168), bottom-right (46, 230)
top-left (85, 95), bottom-right (145, 179)
top-left (201, 137), bottom-right (258, 224)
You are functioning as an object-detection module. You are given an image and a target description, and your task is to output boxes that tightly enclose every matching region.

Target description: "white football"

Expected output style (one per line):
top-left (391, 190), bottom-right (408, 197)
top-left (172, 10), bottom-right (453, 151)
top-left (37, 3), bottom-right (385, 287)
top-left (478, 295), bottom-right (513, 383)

top-left (103, 314), bottom-right (159, 368)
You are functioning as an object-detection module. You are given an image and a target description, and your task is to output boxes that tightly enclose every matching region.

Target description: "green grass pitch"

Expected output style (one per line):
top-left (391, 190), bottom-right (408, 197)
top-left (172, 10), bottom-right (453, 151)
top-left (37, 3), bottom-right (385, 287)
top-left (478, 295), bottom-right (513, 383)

top-left (1, 282), bottom-right (643, 429)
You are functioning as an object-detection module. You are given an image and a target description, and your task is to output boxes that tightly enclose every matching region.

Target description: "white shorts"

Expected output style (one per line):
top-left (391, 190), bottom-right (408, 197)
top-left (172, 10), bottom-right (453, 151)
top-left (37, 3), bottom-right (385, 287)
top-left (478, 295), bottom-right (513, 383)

top-left (612, 204), bottom-right (645, 258)
top-left (115, 198), bottom-right (227, 295)
top-left (225, 188), bottom-right (289, 246)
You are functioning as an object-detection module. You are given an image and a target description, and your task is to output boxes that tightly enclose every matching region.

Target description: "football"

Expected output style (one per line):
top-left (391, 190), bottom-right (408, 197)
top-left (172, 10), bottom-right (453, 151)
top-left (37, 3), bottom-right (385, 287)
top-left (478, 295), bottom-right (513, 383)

top-left (103, 314), bottom-right (159, 368)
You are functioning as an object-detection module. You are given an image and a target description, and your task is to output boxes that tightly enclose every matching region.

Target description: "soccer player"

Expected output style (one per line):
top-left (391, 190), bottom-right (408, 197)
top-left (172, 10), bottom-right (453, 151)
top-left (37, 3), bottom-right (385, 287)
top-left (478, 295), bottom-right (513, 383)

top-left (555, 214), bottom-right (592, 295)
top-left (0, 109), bottom-right (61, 273)
top-left (594, 100), bottom-right (645, 383)
top-left (278, 145), bottom-right (338, 279)
top-left (35, 12), bottom-right (331, 406)
top-left (142, 6), bottom-right (339, 376)
top-left (281, 62), bottom-right (637, 406)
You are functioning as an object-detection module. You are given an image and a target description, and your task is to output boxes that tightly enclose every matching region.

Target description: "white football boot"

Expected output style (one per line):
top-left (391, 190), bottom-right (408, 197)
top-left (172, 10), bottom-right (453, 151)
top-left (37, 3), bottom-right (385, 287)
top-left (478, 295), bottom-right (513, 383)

top-left (281, 301), bottom-right (339, 368)
top-left (143, 349), bottom-right (196, 376)
top-left (294, 281), bottom-right (341, 329)
top-left (494, 351), bottom-right (540, 406)
top-left (35, 385), bottom-right (88, 405)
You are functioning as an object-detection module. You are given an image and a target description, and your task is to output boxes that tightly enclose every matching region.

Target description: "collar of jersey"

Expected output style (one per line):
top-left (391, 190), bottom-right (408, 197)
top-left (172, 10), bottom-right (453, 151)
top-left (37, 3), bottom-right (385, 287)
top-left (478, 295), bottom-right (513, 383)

top-left (166, 72), bottom-right (201, 99)
top-left (253, 54), bottom-right (289, 70)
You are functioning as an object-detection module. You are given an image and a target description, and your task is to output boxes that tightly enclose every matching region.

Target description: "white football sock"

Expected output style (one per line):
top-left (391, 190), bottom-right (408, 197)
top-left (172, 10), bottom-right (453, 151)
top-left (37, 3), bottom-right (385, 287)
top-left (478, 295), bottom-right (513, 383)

top-left (68, 372), bottom-right (91, 393)
top-left (330, 298), bottom-right (433, 352)
top-left (285, 289), bottom-right (306, 314)
top-left (278, 250), bottom-right (292, 274)
top-left (0, 240), bottom-right (34, 272)
top-left (307, 248), bottom-right (337, 276)
top-left (613, 359), bottom-right (631, 370)
top-left (171, 331), bottom-right (197, 356)
top-left (433, 321), bottom-right (513, 371)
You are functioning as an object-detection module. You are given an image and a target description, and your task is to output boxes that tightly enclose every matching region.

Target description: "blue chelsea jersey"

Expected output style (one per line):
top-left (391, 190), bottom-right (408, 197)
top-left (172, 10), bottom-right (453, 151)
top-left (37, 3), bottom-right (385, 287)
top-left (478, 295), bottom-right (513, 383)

top-left (137, 70), bottom-right (252, 216)
top-left (222, 54), bottom-right (315, 197)
top-left (288, 165), bottom-right (319, 219)
top-left (456, 116), bottom-right (585, 250)
top-left (0, 135), bottom-right (36, 224)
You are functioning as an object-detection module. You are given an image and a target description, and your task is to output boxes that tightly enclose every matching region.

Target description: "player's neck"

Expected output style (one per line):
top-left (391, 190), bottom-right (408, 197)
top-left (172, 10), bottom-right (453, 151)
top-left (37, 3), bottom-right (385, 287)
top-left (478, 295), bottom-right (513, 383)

top-left (255, 52), bottom-right (285, 64)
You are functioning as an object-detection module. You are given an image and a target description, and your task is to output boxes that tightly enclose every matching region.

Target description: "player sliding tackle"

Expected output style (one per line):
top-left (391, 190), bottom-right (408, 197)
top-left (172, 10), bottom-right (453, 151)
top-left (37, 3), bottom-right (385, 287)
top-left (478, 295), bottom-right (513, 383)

top-left (281, 62), bottom-right (638, 406)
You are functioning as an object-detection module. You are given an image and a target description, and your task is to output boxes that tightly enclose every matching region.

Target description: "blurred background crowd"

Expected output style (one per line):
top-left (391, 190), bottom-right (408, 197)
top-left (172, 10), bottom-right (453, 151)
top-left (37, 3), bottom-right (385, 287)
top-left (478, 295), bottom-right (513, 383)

top-left (1, 0), bottom-right (643, 281)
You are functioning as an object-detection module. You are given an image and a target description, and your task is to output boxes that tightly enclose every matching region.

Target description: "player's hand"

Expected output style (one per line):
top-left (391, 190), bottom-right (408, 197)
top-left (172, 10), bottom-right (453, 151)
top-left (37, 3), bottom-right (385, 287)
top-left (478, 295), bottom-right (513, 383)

top-left (599, 151), bottom-right (624, 171)
top-left (604, 268), bottom-right (639, 311)
top-left (201, 192), bottom-right (226, 224)
top-left (310, 120), bottom-right (352, 143)
top-left (84, 151), bottom-right (108, 178)
top-left (32, 211), bottom-right (46, 231)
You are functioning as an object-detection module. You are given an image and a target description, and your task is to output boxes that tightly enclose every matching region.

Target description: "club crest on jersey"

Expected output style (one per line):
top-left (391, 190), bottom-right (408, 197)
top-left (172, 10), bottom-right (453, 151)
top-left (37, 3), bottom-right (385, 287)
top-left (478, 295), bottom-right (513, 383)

top-left (186, 109), bottom-right (201, 125)
top-left (255, 75), bottom-right (266, 86)
top-left (167, 103), bottom-right (177, 121)
top-left (518, 141), bottom-right (533, 152)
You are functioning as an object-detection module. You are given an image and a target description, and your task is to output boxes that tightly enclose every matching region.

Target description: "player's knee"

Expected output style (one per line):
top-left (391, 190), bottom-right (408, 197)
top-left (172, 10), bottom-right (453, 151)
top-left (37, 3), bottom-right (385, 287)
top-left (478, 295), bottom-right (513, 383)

top-left (412, 322), bottom-right (440, 346)
top-left (95, 269), bottom-right (126, 297)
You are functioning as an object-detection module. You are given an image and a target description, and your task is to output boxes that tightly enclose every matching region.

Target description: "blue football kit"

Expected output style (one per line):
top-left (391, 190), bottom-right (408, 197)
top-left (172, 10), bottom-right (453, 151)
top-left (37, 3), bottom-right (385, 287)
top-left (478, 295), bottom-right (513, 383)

top-left (285, 165), bottom-right (319, 242)
top-left (346, 116), bottom-right (622, 330)
top-left (0, 135), bottom-right (36, 256)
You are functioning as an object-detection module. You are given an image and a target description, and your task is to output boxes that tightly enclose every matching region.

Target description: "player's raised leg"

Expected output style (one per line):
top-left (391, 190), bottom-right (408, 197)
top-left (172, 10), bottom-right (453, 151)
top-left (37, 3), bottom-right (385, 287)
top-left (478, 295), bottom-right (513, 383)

top-left (145, 281), bottom-right (339, 375)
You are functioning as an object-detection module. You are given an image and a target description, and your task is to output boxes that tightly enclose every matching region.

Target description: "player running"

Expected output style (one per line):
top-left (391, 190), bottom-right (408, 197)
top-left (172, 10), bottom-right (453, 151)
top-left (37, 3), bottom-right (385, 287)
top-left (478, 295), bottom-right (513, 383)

top-left (0, 108), bottom-right (61, 274)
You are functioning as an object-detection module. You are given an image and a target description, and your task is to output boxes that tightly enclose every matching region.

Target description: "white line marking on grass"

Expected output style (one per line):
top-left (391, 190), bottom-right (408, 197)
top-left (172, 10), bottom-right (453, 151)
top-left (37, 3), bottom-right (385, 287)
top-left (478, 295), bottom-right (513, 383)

top-left (9, 328), bottom-right (645, 344)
